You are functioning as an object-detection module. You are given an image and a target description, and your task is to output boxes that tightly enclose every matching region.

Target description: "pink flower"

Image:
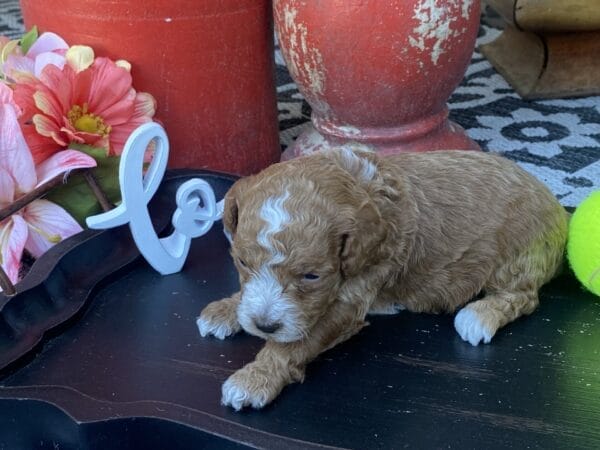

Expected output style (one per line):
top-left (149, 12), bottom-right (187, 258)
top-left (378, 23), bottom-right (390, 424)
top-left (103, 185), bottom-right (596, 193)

top-left (2, 32), bottom-right (68, 80)
top-left (0, 83), bottom-right (96, 289)
top-left (0, 36), bottom-right (13, 59)
top-left (14, 55), bottom-right (156, 164)
top-left (0, 36), bottom-right (20, 78)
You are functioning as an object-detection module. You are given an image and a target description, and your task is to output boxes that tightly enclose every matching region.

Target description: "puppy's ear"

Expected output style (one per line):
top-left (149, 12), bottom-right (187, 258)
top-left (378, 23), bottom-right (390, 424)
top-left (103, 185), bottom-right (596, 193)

top-left (222, 196), bottom-right (238, 242)
top-left (222, 177), bottom-right (250, 242)
top-left (340, 199), bottom-right (386, 278)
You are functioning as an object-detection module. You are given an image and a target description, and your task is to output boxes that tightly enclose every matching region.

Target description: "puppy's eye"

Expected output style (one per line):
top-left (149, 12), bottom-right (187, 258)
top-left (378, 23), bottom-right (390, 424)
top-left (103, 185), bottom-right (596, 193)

top-left (303, 273), bottom-right (320, 281)
top-left (238, 258), bottom-right (248, 268)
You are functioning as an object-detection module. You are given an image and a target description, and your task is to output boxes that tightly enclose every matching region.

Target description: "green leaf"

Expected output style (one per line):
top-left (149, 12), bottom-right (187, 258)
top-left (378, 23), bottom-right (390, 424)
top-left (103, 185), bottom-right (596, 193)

top-left (46, 145), bottom-right (122, 226)
top-left (20, 26), bottom-right (39, 55)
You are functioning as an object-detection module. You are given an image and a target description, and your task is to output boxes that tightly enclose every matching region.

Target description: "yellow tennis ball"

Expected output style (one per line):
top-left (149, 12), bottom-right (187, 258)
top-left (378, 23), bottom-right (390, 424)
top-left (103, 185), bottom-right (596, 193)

top-left (567, 191), bottom-right (600, 297)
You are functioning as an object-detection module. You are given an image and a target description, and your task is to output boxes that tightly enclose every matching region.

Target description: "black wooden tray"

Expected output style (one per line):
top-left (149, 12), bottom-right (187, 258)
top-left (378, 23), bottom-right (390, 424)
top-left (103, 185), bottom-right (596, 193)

top-left (1, 170), bottom-right (599, 449)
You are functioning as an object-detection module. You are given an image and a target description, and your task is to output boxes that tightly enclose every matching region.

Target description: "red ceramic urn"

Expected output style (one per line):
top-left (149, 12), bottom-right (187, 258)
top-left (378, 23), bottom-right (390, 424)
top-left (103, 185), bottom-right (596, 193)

top-left (20, 0), bottom-right (280, 175)
top-left (273, 0), bottom-right (481, 159)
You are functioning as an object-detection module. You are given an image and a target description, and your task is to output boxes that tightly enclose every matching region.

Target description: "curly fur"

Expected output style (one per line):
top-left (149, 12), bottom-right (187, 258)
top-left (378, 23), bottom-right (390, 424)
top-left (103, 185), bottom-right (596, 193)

top-left (197, 148), bottom-right (568, 410)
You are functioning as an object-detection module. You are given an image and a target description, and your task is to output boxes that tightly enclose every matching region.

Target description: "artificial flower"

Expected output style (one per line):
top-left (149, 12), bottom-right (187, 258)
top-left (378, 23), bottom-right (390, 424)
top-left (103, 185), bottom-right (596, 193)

top-left (0, 35), bottom-right (20, 75)
top-left (0, 82), bottom-right (96, 288)
top-left (2, 31), bottom-right (68, 81)
top-left (14, 52), bottom-right (156, 163)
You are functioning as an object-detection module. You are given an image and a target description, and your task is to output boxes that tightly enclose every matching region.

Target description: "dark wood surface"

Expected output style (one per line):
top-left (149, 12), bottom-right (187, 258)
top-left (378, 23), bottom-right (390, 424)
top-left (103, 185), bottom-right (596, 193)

top-left (1, 172), bottom-right (599, 449)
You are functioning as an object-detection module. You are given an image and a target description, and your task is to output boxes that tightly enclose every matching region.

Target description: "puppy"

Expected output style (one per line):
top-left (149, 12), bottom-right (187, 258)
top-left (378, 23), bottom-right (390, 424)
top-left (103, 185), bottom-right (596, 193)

top-left (197, 148), bottom-right (568, 410)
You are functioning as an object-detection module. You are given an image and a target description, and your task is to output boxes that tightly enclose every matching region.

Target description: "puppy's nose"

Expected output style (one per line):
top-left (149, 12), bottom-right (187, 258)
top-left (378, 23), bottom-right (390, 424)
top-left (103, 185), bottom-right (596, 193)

top-left (254, 320), bottom-right (282, 334)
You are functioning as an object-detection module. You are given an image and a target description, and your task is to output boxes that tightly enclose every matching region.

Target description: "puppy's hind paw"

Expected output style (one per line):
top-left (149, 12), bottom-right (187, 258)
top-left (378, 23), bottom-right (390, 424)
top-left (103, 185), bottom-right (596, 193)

top-left (454, 308), bottom-right (495, 346)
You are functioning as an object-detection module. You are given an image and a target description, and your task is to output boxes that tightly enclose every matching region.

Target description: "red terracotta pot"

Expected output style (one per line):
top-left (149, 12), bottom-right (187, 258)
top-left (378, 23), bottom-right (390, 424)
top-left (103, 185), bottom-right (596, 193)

top-left (20, 0), bottom-right (280, 175)
top-left (274, 0), bottom-right (481, 159)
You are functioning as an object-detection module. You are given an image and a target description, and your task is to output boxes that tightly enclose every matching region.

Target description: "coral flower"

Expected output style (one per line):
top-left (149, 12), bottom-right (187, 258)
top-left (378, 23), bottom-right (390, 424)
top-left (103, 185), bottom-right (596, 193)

top-left (14, 52), bottom-right (156, 164)
top-left (0, 83), bottom-right (96, 288)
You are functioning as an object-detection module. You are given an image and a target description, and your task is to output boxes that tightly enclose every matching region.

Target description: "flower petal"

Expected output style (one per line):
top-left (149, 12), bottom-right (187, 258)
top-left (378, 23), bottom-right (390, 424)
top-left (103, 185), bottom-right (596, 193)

top-left (0, 101), bottom-right (36, 193)
top-left (96, 87), bottom-right (135, 125)
top-left (33, 90), bottom-right (63, 119)
top-left (115, 59), bottom-right (131, 72)
top-left (65, 45), bottom-right (94, 73)
top-left (3, 54), bottom-right (35, 79)
top-left (59, 126), bottom-right (103, 148)
top-left (70, 62), bottom-right (93, 108)
top-left (34, 51), bottom-right (66, 78)
top-left (109, 118), bottom-right (152, 156)
top-left (0, 166), bottom-right (15, 206)
top-left (12, 79), bottom-right (39, 119)
top-left (32, 113), bottom-right (62, 139)
top-left (133, 92), bottom-right (157, 119)
top-left (86, 57), bottom-right (133, 116)
top-left (0, 81), bottom-right (13, 104)
top-left (0, 38), bottom-right (19, 65)
top-left (21, 125), bottom-right (61, 165)
top-left (106, 92), bottom-right (156, 155)
top-left (38, 63), bottom-right (74, 113)
top-left (0, 215), bottom-right (28, 286)
top-left (35, 149), bottom-right (97, 186)
top-left (26, 32), bottom-right (68, 57)
top-left (22, 199), bottom-right (82, 258)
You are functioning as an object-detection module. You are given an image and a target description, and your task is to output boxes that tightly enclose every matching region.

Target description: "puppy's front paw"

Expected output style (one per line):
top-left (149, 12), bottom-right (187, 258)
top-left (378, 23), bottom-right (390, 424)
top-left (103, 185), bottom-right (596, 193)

top-left (197, 298), bottom-right (241, 339)
top-left (221, 363), bottom-right (284, 411)
top-left (454, 307), bottom-right (495, 346)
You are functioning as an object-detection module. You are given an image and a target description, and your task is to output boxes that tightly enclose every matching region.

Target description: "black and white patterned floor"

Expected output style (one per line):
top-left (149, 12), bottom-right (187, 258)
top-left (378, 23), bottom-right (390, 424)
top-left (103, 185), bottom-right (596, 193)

top-left (2, 1), bottom-right (599, 207)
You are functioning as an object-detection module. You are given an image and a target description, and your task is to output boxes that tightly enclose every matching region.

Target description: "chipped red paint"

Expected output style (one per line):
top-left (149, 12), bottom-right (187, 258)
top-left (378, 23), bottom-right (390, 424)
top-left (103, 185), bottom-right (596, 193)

top-left (21, 0), bottom-right (280, 175)
top-left (274, 0), bottom-right (481, 160)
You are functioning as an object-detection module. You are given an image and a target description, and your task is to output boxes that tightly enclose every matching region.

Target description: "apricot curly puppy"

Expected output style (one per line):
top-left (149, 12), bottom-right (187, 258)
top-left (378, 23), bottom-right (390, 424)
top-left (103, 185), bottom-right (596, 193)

top-left (197, 148), bottom-right (568, 410)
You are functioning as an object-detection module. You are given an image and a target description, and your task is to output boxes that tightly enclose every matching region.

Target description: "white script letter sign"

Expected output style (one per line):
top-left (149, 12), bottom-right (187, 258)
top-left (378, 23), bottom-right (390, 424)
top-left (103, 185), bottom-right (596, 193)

top-left (86, 122), bottom-right (224, 275)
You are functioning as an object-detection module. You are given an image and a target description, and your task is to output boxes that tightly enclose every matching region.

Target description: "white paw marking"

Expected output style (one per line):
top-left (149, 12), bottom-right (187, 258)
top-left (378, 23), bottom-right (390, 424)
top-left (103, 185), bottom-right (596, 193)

top-left (454, 308), bottom-right (494, 346)
top-left (196, 315), bottom-right (236, 340)
top-left (221, 375), bottom-right (269, 411)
